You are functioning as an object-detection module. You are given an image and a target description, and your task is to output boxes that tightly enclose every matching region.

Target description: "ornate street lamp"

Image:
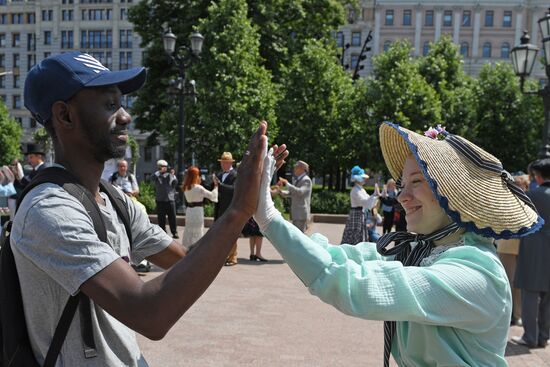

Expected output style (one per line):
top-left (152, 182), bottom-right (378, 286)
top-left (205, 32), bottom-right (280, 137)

top-left (162, 27), bottom-right (204, 177)
top-left (511, 9), bottom-right (550, 158)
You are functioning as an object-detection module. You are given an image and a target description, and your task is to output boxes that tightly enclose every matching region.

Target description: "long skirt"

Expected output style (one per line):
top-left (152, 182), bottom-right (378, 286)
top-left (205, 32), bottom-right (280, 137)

top-left (341, 207), bottom-right (366, 245)
top-left (183, 206), bottom-right (205, 248)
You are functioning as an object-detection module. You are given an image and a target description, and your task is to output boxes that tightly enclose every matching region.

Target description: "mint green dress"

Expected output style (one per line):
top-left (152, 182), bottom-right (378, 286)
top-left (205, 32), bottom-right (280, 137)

top-left (263, 216), bottom-right (511, 366)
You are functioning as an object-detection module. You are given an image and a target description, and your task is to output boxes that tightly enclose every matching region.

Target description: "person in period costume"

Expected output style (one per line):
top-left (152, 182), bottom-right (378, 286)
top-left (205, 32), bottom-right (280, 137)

top-left (181, 166), bottom-right (218, 250)
top-left (20, 143), bottom-right (47, 187)
top-left (253, 122), bottom-right (542, 366)
top-left (512, 158), bottom-right (550, 348)
top-left (380, 178), bottom-right (399, 234)
top-left (276, 160), bottom-right (312, 232)
top-left (213, 152), bottom-right (238, 266)
top-left (153, 159), bottom-right (179, 239)
top-left (340, 166), bottom-right (379, 245)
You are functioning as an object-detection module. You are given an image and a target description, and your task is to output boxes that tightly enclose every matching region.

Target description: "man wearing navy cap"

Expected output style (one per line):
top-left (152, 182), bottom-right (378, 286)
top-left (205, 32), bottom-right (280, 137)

top-left (11, 52), bottom-right (285, 366)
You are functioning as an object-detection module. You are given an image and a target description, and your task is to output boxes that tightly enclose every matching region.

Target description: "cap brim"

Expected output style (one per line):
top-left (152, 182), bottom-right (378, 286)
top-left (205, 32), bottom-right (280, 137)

top-left (85, 67), bottom-right (147, 94)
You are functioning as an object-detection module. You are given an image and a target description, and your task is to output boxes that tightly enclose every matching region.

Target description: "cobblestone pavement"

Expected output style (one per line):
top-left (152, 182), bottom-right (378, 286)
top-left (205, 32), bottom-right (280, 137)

top-left (138, 222), bottom-right (550, 366)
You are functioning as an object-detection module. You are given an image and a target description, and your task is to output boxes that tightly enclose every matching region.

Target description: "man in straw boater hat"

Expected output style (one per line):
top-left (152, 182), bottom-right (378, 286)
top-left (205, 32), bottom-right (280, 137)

top-left (252, 121), bottom-right (542, 366)
top-left (8, 51), bottom-right (288, 366)
top-left (213, 151), bottom-right (239, 265)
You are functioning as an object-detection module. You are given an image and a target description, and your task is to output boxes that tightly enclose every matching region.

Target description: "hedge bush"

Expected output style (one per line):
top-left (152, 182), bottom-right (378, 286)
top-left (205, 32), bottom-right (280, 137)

top-left (138, 182), bottom-right (156, 214)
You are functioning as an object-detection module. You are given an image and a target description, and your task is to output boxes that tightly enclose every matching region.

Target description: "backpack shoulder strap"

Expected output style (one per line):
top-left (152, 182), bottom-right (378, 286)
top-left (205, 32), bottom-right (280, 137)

top-left (15, 167), bottom-right (100, 363)
top-left (99, 180), bottom-right (133, 247)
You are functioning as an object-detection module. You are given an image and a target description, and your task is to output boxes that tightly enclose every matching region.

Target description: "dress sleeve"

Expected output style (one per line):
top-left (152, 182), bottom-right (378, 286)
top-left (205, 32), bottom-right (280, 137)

top-left (263, 216), bottom-right (508, 332)
top-left (200, 186), bottom-right (218, 203)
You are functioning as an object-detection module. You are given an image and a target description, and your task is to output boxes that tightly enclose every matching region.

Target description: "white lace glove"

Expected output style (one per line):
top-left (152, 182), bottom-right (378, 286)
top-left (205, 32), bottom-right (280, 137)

top-left (253, 147), bottom-right (282, 232)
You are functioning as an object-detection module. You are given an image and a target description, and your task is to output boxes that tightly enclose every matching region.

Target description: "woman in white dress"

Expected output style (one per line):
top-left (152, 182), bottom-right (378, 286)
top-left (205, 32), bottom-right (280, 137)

top-left (182, 166), bottom-right (218, 249)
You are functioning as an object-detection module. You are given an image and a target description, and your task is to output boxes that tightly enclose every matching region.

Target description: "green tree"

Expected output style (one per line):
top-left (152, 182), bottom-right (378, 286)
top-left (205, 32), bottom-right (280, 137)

top-left (189, 0), bottom-right (278, 164)
top-left (474, 62), bottom-right (543, 172)
top-left (366, 40), bottom-right (442, 132)
top-left (419, 37), bottom-right (477, 137)
top-left (0, 101), bottom-right (22, 165)
top-left (276, 39), bottom-right (359, 189)
top-left (128, 0), bottom-right (351, 153)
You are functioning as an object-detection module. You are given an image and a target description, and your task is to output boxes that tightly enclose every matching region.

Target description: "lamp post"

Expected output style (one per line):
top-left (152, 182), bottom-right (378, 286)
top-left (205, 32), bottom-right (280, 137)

top-left (351, 30), bottom-right (372, 81)
top-left (162, 28), bottom-right (204, 176)
top-left (510, 9), bottom-right (550, 158)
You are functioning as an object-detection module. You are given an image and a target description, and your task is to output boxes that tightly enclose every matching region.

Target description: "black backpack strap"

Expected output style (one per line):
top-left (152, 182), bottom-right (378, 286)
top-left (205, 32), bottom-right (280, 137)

top-left (17, 167), bottom-right (101, 363)
top-left (99, 180), bottom-right (133, 248)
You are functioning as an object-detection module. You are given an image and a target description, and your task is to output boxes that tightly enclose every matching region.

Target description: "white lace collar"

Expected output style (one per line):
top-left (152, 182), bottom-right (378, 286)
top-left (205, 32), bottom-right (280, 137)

top-left (419, 239), bottom-right (466, 267)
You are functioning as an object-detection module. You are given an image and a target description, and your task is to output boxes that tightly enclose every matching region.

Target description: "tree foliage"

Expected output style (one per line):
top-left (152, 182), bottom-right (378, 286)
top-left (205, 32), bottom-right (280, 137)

top-left (366, 40), bottom-right (441, 132)
top-left (189, 0), bottom-right (278, 164)
top-left (0, 101), bottom-right (22, 165)
top-left (473, 62), bottom-right (543, 172)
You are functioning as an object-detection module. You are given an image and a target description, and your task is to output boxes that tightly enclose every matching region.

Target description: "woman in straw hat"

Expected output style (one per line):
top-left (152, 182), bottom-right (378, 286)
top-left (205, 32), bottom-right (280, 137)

top-left (340, 165), bottom-right (380, 245)
top-left (253, 122), bottom-right (542, 366)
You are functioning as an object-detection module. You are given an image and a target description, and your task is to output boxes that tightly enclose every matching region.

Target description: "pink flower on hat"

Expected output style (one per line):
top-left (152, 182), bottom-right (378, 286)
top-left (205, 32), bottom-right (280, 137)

top-left (424, 125), bottom-right (447, 140)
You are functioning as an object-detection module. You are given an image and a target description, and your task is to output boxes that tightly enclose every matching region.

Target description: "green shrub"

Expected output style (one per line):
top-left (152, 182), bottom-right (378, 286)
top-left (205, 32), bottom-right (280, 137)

top-left (204, 201), bottom-right (215, 217)
top-left (310, 190), bottom-right (350, 214)
top-left (138, 182), bottom-right (157, 214)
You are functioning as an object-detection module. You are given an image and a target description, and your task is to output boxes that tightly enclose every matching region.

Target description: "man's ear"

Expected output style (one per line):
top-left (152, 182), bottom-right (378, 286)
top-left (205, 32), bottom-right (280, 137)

top-left (51, 101), bottom-right (73, 129)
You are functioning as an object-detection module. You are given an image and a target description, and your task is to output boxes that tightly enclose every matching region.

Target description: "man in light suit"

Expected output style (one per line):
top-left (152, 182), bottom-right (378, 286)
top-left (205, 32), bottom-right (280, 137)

top-left (277, 160), bottom-right (312, 232)
top-left (513, 158), bottom-right (550, 349)
top-left (213, 152), bottom-right (238, 266)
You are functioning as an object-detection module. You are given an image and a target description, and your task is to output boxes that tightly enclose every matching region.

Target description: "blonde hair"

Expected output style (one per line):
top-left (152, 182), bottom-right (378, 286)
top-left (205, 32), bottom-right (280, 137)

top-left (513, 174), bottom-right (530, 192)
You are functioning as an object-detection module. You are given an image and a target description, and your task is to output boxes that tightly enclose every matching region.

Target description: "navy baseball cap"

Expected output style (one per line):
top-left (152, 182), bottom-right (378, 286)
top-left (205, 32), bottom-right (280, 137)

top-left (24, 51), bottom-right (146, 124)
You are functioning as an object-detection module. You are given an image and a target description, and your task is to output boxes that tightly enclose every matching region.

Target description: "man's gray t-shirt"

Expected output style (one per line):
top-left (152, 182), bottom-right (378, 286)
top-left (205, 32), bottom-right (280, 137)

top-left (11, 183), bottom-right (173, 366)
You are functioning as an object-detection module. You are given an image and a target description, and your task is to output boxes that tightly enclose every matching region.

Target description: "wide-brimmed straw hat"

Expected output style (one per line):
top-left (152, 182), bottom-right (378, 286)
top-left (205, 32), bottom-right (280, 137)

top-left (379, 122), bottom-right (543, 239)
top-left (218, 152), bottom-right (235, 162)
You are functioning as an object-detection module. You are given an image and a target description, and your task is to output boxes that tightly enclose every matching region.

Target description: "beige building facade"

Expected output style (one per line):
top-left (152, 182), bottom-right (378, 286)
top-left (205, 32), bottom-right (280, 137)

top-left (339, 0), bottom-right (549, 81)
top-left (0, 0), bottom-right (142, 133)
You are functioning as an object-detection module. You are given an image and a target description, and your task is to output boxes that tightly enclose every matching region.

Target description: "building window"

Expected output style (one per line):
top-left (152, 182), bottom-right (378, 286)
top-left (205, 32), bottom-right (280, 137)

top-left (119, 51), bottom-right (132, 70)
top-left (0, 75), bottom-right (4, 88)
top-left (13, 74), bottom-right (19, 88)
top-left (82, 30), bottom-right (112, 48)
top-left (460, 42), bottom-right (469, 57)
top-left (383, 40), bottom-right (391, 52)
top-left (30, 117), bottom-right (37, 128)
top-left (62, 9), bottom-right (73, 21)
top-left (462, 11), bottom-right (471, 27)
top-left (13, 53), bottom-right (19, 68)
top-left (120, 8), bottom-right (128, 20)
top-left (44, 52), bottom-right (51, 59)
top-left (144, 146), bottom-right (152, 162)
top-left (27, 53), bottom-right (35, 70)
top-left (485, 10), bottom-right (494, 27)
top-left (106, 8), bottom-right (112, 20)
top-left (41, 9), bottom-right (53, 21)
top-left (0, 95), bottom-right (6, 105)
top-left (105, 51), bottom-right (112, 69)
top-left (0, 14), bottom-right (6, 24)
top-left (11, 13), bottom-right (23, 24)
top-left (351, 32), bottom-right (361, 47)
top-left (0, 34), bottom-right (5, 48)
top-left (443, 10), bottom-right (452, 27)
top-left (120, 30), bottom-right (132, 48)
top-left (501, 42), bottom-right (510, 58)
top-left (385, 10), bottom-right (394, 26)
top-left (27, 12), bottom-right (35, 24)
top-left (12, 33), bottom-right (20, 47)
top-left (503, 11), bottom-right (512, 27)
top-left (27, 33), bottom-right (35, 51)
top-left (61, 30), bottom-right (73, 49)
top-left (336, 31), bottom-right (344, 47)
top-left (403, 10), bottom-right (412, 26)
top-left (0, 54), bottom-right (4, 67)
top-left (425, 10), bottom-right (434, 26)
top-left (350, 54), bottom-right (359, 69)
top-left (13, 95), bottom-right (21, 109)
top-left (81, 10), bottom-right (88, 21)
top-left (423, 41), bottom-right (430, 56)
top-left (482, 42), bottom-right (492, 57)
top-left (62, 0), bottom-right (74, 4)
top-left (44, 31), bottom-right (52, 45)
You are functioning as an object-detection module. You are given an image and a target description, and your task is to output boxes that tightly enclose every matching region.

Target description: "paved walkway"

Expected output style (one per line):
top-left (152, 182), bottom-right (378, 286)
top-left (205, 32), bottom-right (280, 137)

top-left (138, 222), bottom-right (550, 366)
